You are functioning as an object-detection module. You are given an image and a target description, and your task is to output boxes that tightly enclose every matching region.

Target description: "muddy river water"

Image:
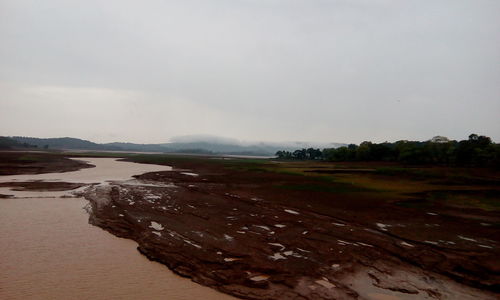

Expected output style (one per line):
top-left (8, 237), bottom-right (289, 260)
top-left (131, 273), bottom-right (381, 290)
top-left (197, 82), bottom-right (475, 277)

top-left (0, 158), bottom-right (235, 300)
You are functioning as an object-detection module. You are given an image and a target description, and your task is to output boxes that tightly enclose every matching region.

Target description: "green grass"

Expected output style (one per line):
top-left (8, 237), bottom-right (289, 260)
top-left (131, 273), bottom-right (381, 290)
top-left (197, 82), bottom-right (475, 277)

top-left (122, 154), bottom-right (208, 165)
top-left (61, 152), bottom-right (499, 212)
top-left (428, 190), bottom-right (500, 211)
top-left (277, 182), bottom-right (374, 193)
top-left (375, 166), bottom-right (500, 186)
top-left (63, 152), bottom-right (136, 158)
top-left (17, 155), bottom-right (46, 162)
top-left (375, 167), bottom-right (437, 179)
top-left (246, 167), bottom-right (268, 172)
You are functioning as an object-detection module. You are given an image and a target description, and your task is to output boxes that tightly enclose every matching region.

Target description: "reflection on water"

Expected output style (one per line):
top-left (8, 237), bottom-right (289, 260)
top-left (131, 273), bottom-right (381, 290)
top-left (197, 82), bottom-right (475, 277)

top-left (0, 158), bottom-right (234, 300)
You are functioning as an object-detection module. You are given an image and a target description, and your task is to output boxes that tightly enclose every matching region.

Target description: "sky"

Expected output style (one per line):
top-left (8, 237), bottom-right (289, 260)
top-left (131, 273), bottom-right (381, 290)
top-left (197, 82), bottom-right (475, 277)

top-left (1, 0), bottom-right (499, 144)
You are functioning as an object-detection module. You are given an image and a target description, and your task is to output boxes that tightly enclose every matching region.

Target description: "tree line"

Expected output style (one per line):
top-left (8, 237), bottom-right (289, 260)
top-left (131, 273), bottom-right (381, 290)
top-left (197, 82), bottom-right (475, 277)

top-left (0, 137), bottom-right (40, 149)
top-left (275, 134), bottom-right (500, 167)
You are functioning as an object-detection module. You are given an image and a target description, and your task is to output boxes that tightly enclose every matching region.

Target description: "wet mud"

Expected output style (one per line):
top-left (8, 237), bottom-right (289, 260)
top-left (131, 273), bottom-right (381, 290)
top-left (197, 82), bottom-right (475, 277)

top-left (0, 180), bottom-right (87, 191)
top-left (82, 161), bottom-right (499, 299)
top-left (0, 151), bottom-right (93, 175)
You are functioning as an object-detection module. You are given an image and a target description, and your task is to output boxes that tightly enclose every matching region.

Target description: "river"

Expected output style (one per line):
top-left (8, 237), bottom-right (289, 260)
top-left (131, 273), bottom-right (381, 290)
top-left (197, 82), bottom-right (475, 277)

top-left (0, 158), bottom-right (235, 300)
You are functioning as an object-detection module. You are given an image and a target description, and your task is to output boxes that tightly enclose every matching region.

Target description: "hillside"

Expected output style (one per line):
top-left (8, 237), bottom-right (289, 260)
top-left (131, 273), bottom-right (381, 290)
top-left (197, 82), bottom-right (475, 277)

top-left (0, 137), bottom-right (37, 149)
top-left (8, 136), bottom-right (345, 156)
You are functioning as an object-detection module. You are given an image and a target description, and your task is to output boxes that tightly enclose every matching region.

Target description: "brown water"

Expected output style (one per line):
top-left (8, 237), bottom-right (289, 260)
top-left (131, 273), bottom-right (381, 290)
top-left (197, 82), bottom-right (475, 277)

top-left (0, 158), bottom-right (235, 300)
top-left (0, 157), bottom-right (173, 184)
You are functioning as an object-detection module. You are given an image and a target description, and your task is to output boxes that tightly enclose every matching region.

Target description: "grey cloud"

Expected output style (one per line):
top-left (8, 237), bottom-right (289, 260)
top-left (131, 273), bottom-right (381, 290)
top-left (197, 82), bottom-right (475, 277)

top-left (1, 0), bottom-right (499, 143)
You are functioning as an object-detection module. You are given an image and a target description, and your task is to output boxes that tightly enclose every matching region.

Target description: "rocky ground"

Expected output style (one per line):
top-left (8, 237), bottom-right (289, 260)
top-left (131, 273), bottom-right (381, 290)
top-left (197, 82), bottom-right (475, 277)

top-left (81, 159), bottom-right (499, 300)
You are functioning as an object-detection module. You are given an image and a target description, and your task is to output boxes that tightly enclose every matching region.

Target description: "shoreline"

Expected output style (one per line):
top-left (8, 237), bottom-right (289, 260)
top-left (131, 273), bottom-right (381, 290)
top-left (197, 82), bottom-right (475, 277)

top-left (82, 160), bottom-right (498, 299)
top-left (0, 157), bottom-right (236, 300)
top-left (1, 152), bottom-right (498, 299)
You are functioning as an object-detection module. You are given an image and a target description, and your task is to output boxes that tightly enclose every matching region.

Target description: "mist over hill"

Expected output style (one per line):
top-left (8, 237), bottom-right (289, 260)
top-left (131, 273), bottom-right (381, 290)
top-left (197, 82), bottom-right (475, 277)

top-left (7, 135), bottom-right (345, 156)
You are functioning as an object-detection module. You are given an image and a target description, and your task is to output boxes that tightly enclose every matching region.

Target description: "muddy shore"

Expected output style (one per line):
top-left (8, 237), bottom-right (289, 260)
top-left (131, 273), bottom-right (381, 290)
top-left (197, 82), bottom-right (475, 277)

top-left (0, 181), bottom-right (87, 191)
top-left (80, 156), bottom-right (498, 299)
top-left (0, 151), bottom-right (93, 175)
top-left (1, 152), bottom-right (497, 299)
top-left (0, 156), bottom-right (236, 300)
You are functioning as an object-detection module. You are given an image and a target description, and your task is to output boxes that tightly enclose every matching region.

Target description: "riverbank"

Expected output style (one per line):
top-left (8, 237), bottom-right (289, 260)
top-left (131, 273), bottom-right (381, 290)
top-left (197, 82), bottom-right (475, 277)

top-left (81, 154), bottom-right (498, 299)
top-left (1, 152), bottom-right (498, 299)
top-left (0, 151), bottom-right (93, 175)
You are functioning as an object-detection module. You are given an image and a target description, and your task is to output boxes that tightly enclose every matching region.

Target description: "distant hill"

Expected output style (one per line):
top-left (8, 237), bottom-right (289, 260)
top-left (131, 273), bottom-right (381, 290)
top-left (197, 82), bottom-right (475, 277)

top-left (104, 142), bottom-right (170, 152)
top-left (0, 137), bottom-right (38, 149)
top-left (162, 135), bottom-right (346, 155)
top-left (11, 137), bottom-right (121, 151)
top-left (8, 135), bottom-right (346, 156)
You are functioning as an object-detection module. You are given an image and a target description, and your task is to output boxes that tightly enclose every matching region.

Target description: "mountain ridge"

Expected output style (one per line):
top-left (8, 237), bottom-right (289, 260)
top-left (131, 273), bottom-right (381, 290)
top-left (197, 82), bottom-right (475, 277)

top-left (7, 136), bottom-right (346, 156)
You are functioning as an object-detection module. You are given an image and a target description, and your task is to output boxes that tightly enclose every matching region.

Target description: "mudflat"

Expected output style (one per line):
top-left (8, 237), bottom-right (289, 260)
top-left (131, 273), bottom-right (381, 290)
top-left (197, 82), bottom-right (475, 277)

top-left (82, 154), bottom-right (499, 299)
top-left (0, 151), bottom-right (93, 175)
top-left (1, 152), bottom-right (498, 299)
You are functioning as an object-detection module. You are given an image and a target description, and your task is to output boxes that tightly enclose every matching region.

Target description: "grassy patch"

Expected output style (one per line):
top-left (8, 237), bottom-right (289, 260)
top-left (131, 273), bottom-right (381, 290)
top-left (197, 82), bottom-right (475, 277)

top-left (122, 154), bottom-right (208, 165)
top-left (375, 167), bottom-right (437, 180)
top-left (93, 153), bottom-right (500, 211)
top-left (277, 182), bottom-right (373, 193)
top-left (428, 190), bottom-right (500, 211)
top-left (18, 155), bottom-right (46, 162)
top-left (375, 166), bottom-right (500, 186)
top-left (64, 152), bottom-right (135, 158)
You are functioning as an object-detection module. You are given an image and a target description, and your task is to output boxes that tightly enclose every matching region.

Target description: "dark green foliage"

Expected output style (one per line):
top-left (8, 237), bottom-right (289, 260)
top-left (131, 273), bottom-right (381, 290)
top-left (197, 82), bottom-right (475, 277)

top-left (0, 137), bottom-right (37, 149)
top-left (277, 182), bottom-right (373, 193)
top-left (10, 136), bottom-right (292, 156)
top-left (275, 148), bottom-right (322, 160)
top-left (11, 136), bottom-right (121, 151)
top-left (276, 134), bottom-right (500, 168)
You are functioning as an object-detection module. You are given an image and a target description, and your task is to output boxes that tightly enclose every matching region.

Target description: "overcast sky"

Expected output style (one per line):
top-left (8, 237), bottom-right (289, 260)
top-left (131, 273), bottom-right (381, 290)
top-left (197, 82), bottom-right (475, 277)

top-left (1, 0), bottom-right (499, 144)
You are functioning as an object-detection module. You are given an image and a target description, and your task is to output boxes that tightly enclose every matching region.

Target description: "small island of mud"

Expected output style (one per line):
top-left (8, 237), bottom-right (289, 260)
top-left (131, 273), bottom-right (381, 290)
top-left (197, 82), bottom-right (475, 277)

top-left (0, 151), bottom-right (94, 175)
top-left (0, 180), bottom-right (87, 191)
